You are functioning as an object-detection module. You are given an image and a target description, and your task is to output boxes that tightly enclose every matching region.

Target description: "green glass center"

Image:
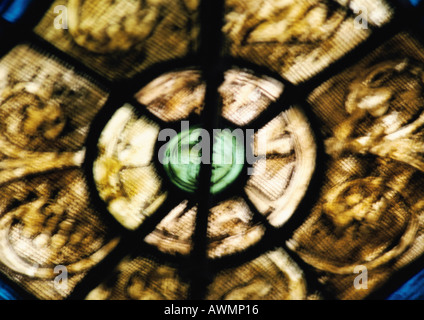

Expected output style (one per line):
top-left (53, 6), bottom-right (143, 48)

top-left (162, 127), bottom-right (245, 194)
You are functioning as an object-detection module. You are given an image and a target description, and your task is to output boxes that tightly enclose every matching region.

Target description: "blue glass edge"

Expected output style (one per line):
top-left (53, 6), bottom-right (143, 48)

top-left (0, 278), bottom-right (22, 300)
top-left (1, 0), bottom-right (36, 23)
top-left (387, 267), bottom-right (424, 300)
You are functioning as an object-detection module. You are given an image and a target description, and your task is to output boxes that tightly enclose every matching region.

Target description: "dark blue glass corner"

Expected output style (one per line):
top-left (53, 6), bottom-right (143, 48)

top-left (387, 268), bottom-right (424, 300)
top-left (0, 277), bottom-right (23, 300)
top-left (409, 0), bottom-right (423, 6)
top-left (0, 0), bottom-right (13, 15)
top-left (396, 0), bottom-right (423, 7)
top-left (0, 0), bottom-right (41, 23)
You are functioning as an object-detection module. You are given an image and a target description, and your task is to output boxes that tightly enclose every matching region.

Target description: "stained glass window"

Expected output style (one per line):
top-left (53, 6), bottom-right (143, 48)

top-left (0, 0), bottom-right (423, 301)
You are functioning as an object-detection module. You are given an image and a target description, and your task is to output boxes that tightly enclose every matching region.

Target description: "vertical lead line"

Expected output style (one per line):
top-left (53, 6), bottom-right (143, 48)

top-left (189, 0), bottom-right (225, 300)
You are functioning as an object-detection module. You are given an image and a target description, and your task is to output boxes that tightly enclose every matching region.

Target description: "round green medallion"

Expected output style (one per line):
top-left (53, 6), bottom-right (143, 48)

top-left (162, 126), bottom-right (245, 194)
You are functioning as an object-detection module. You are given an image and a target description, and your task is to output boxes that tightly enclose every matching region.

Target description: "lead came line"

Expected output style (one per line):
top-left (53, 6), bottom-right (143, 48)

top-left (189, 0), bottom-right (226, 300)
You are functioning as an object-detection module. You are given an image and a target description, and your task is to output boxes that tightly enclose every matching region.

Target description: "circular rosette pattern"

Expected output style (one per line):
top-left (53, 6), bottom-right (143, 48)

top-left (93, 65), bottom-right (317, 259)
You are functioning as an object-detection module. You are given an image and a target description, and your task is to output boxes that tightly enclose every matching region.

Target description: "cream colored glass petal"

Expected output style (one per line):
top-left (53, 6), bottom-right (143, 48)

top-left (94, 104), bottom-right (167, 230)
top-left (245, 106), bottom-right (316, 227)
